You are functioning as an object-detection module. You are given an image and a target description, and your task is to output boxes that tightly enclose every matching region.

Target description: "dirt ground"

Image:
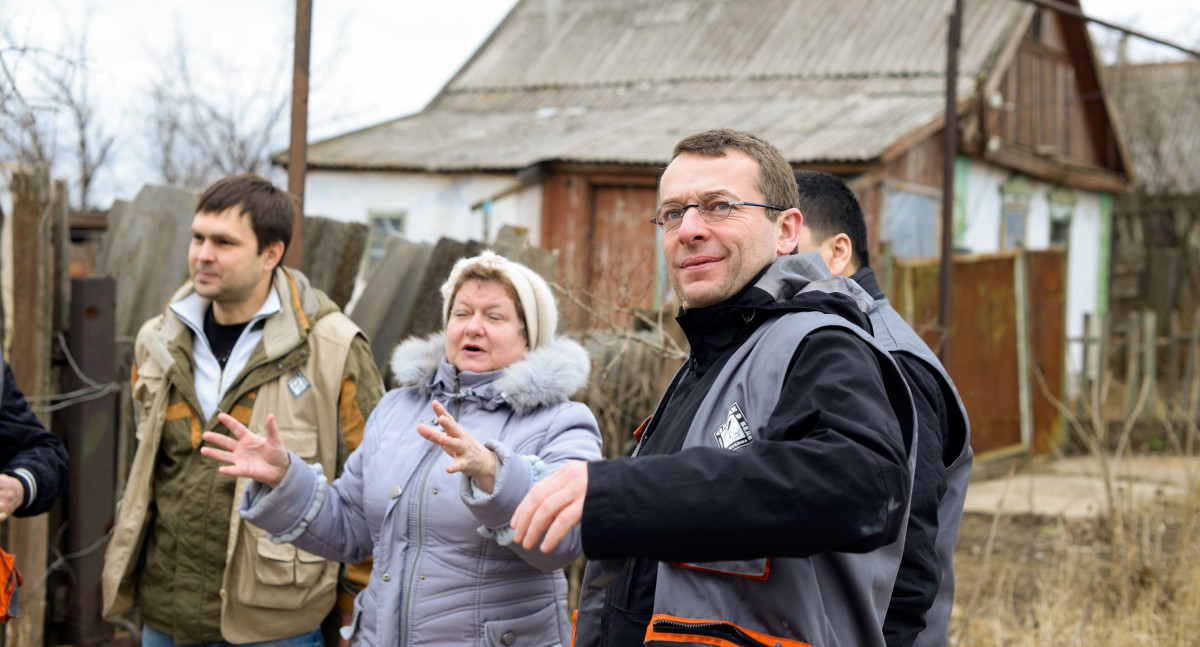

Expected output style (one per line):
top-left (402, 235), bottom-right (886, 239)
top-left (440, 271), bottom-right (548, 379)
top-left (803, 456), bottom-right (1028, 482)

top-left (949, 475), bottom-right (1200, 644)
top-left (954, 511), bottom-right (1097, 595)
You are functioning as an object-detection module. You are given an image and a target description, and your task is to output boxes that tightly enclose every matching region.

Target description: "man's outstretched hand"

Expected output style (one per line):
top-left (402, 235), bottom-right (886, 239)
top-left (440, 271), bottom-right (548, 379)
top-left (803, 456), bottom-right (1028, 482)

top-left (200, 412), bottom-right (292, 489)
top-left (510, 459), bottom-right (589, 553)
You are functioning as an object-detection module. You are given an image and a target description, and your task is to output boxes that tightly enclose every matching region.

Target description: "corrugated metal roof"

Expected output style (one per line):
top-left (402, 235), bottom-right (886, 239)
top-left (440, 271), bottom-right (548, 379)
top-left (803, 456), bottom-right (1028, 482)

top-left (304, 0), bottom-right (1028, 171)
top-left (1103, 61), bottom-right (1200, 196)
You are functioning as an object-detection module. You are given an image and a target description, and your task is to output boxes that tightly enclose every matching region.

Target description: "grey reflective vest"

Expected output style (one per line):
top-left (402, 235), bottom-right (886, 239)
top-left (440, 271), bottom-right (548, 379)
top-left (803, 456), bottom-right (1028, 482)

top-left (575, 254), bottom-right (919, 647)
top-left (637, 309), bottom-right (917, 647)
top-left (868, 297), bottom-right (973, 647)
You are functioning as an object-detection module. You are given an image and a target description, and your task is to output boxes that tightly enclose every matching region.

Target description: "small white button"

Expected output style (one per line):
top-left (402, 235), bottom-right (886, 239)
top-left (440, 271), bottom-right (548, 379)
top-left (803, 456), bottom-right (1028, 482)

top-left (382, 574), bottom-right (390, 582)
top-left (390, 485), bottom-right (402, 499)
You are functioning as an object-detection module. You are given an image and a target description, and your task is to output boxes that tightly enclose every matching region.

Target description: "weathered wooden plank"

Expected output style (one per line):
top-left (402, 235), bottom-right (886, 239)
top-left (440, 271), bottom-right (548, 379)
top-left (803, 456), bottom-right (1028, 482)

top-left (349, 237), bottom-right (434, 373)
top-left (298, 215), bottom-right (368, 310)
top-left (5, 167), bottom-right (53, 647)
top-left (97, 185), bottom-right (197, 339)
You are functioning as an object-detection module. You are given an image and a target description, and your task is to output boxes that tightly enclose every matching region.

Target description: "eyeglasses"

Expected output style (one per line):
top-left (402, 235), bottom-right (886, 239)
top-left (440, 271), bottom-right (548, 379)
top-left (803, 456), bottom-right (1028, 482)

top-left (650, 194), bottom-right (785, 232)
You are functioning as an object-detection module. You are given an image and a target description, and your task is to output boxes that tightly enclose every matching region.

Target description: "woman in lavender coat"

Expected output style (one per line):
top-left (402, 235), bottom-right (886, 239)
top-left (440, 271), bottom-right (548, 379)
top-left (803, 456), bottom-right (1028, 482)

top-left (203, 252), bottom-right (602, 647)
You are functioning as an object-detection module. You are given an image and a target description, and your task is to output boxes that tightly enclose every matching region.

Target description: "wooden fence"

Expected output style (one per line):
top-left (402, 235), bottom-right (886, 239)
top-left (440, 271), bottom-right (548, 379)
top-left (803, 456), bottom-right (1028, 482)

top-left (1, 166), bottom-right (73, 647)
top-left (1073, 308), bottom-right (1200, 450)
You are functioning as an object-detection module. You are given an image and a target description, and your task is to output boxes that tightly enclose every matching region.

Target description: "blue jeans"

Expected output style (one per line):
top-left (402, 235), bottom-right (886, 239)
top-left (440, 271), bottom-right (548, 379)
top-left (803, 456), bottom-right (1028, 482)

top-left (141, 625), bottom-right (324, 647)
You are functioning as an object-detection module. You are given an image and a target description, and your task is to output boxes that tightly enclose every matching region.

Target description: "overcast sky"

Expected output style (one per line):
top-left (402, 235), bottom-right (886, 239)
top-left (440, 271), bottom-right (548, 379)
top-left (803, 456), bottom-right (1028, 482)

top-left (5, 0), bottom-right (1196, 208)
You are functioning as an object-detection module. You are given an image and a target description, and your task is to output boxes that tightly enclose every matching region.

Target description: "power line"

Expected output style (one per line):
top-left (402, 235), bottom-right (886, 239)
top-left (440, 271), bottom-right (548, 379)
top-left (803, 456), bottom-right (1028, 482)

top-left (1018, 0), bottom-right (1200, 59)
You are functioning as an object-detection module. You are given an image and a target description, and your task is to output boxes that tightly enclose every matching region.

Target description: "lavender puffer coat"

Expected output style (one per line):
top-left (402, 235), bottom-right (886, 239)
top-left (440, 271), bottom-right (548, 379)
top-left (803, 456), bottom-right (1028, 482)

top-left (240, 334), bottom-right (602, 647)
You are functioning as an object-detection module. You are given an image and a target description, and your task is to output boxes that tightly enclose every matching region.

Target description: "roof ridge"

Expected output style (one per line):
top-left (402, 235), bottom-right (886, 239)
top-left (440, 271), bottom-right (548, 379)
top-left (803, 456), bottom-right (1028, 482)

top-left (444, 70), bottom-right (950, 95)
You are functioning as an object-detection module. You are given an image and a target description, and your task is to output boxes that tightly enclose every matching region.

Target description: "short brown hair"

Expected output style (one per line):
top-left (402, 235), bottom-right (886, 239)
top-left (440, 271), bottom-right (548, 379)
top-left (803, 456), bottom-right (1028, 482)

top-left (447, 266), bottom-right (528, 342)
top-left (196, 174), bottom-right (296, 256)
top-left (670, 129), bottom-right (799, 221)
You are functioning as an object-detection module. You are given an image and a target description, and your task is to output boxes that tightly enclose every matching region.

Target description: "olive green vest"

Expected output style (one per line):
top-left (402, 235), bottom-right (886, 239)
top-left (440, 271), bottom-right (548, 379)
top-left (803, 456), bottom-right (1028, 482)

top-left (103, 269), bottom-right (364, 643)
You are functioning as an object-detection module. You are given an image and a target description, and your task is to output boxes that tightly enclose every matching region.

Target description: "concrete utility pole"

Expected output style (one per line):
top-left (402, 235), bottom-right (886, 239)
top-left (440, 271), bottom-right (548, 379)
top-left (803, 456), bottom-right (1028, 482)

top-left (285, 0), bottom-right (312, 269)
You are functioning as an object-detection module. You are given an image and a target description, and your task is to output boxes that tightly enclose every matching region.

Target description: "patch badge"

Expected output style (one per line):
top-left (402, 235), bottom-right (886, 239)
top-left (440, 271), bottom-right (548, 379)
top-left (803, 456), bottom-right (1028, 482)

top-left (713, 402), bottom-right (754, 451)
top-left (286, 371), bottom-right (312, 399)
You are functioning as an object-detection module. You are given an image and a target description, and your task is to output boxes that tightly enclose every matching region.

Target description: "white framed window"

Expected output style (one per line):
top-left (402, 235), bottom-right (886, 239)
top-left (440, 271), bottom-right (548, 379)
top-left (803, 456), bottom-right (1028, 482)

top-left (1000, 175), bottom-right (1033, 250)
top-left (364, 210), bottom-right (407, 277)
top-left (1048, 186), bottom-right (1076, 248)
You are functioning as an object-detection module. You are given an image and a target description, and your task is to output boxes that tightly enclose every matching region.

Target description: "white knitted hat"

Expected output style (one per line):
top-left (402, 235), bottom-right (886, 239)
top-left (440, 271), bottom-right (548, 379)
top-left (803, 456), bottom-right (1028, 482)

top-left (440, 251), bottom-right (558, 351)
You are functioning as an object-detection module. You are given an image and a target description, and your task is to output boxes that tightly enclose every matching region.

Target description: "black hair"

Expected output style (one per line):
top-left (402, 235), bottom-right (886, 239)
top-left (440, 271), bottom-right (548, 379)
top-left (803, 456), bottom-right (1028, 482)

top-left (794, 170), bottom-right (870, 269)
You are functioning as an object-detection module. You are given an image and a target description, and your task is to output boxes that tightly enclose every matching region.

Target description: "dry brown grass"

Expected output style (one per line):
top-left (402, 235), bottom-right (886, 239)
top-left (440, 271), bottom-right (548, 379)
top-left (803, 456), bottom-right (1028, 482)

top-left (951, 374), bottom-right (1200, 645)
top-left (952, 493), bottom-right (1200, 645)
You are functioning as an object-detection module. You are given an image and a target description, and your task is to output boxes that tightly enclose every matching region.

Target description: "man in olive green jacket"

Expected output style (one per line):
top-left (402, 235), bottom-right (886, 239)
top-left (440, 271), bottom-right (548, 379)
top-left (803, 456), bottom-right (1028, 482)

top-left (102, 175), bottom-right (383, 646)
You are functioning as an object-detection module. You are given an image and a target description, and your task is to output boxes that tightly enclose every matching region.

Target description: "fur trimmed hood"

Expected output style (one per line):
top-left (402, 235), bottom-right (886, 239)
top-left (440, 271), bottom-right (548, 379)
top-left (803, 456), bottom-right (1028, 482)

top-left (389, 334), bottom-right (591, 416)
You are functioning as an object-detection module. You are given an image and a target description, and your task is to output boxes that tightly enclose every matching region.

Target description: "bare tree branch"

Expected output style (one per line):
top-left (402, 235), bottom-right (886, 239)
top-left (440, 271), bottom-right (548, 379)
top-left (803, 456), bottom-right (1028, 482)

top-left (1, 14), bottom-right (116, 209)
top-left (146, 23), bottom-right (290, 189)
top-left (37, 17), bottom-right (116, 209)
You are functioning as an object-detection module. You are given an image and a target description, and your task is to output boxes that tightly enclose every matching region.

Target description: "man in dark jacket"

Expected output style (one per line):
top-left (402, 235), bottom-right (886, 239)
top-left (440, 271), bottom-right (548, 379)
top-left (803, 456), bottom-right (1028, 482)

top-left (794, 170), bottom-right (972, 647)
top-left (1, 351), bottom-right (69, 522)
top-left (512, 129), bottom-right (917, 646)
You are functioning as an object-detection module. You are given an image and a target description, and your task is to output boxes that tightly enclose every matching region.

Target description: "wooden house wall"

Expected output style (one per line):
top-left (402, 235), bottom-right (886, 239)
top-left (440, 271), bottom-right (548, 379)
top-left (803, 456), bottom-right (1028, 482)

top-left (852, 130), bottom-right (948, 272)
top-left (985, 8), bottom-right (1121, 181)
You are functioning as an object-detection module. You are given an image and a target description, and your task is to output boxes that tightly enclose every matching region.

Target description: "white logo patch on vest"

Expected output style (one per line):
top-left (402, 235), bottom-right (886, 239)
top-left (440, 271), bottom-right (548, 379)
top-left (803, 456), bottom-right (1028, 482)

top-left (713, 402), bottom-right (754, 450)
top-left (286, 371), bottom-right (312, 399)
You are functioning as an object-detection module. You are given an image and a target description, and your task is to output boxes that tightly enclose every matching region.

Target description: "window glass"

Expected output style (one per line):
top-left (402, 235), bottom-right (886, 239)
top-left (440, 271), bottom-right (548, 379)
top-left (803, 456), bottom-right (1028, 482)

top-left (883, 184), bottom-right (941, 259)
top-left (1048, 186), bottom-right (1076, 248)
top-left (1000, 175), bottom-right (1033, 250)
top-left (365, 211), bottom-right (406, 277)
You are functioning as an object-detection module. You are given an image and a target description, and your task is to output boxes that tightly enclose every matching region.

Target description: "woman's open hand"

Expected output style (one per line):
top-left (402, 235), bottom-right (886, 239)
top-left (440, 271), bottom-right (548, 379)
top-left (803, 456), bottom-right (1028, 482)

top-left (417, 400), bottom-right (498, 493)
top-left (201, 412), bottom-right (292, 489)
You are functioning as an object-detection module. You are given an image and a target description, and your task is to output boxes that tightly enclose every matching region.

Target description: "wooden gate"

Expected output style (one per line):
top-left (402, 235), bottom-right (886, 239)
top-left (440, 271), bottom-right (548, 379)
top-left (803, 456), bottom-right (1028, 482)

top-left (891, 249), bottom-right (1066, 458)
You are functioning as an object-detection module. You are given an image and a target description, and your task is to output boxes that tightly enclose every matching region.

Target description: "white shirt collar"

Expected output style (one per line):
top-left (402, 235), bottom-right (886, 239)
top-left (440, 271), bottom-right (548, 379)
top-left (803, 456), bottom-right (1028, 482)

top-left (170, 284), bottom-right (282, 331)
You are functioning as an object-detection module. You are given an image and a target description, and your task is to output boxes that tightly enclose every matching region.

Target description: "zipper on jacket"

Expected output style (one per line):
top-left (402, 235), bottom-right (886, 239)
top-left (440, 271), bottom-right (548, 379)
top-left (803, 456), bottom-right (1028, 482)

top-left (401, 376), bottom-right (463, 646)
top-left (175, 307), bottom-right (271, 420)
top-left (652, 618), bottom-right (774, 647)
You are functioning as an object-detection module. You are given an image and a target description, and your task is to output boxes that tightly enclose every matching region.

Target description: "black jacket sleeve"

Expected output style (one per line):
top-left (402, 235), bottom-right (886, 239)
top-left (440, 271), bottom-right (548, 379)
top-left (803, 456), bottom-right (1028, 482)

top-left (582, 329), bottom-right (911, 562)
top-left (882, 354), bottom-right (948, 647)
top-left (1, 360), bottom-right (69, 516)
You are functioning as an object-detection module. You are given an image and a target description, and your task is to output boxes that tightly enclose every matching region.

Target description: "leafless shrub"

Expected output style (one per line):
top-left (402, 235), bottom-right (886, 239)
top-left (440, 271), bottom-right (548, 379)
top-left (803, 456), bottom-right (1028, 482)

top-left (951, 365), bottom-right (1200, 645)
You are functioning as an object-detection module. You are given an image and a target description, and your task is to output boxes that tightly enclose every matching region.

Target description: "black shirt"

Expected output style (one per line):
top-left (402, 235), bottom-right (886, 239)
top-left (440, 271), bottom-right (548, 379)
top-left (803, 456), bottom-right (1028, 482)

top-left (203, 306), bottom-right (250, 369)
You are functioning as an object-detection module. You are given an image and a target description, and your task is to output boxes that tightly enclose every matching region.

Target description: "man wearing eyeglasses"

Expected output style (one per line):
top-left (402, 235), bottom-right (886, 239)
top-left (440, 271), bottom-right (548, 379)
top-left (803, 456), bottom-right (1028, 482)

top-left (512, 129), bottom-right (917, 647)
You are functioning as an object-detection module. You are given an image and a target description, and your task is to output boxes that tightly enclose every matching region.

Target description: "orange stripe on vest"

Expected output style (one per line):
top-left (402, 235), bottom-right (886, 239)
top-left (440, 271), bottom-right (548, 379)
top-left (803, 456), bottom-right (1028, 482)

top-left (643, 613), bottom-right (812, 647)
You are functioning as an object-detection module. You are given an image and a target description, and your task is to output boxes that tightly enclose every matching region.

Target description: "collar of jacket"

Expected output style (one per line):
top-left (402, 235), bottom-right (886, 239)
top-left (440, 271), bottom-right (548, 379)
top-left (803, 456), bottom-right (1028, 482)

top-left (140, 266), bottom-right (328, 373)
top-left (170, 283), bottom-right (281, 335)
top-left (850, 266), bottom-right (887, 302)
top-left (388, 333), bottom-right (590, 416)
top-left (674, 253), bottom-right (877, 374)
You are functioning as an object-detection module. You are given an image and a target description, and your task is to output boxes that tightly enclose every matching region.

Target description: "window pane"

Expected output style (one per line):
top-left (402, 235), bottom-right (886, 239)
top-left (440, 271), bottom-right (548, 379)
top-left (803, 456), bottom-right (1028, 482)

top-left (883, 189), bottom-right (941, 258)
top-left (365, 211), bottom-right (407, 276)
top-left (1001, 204), bottom-right (1027, 250)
